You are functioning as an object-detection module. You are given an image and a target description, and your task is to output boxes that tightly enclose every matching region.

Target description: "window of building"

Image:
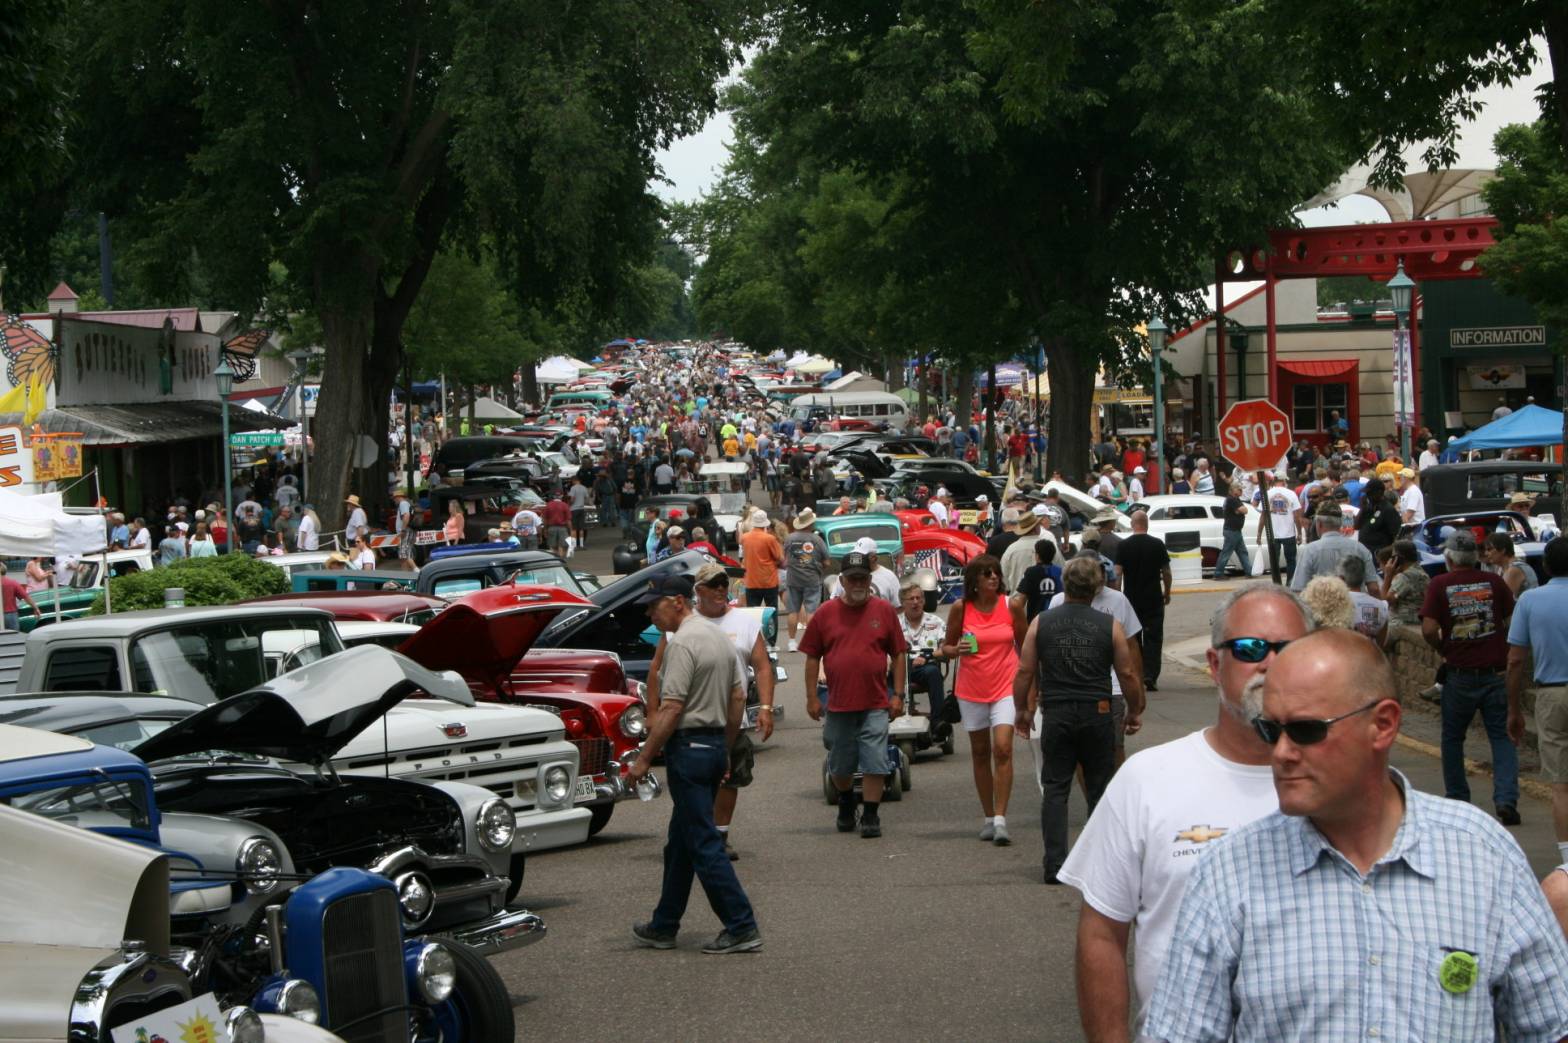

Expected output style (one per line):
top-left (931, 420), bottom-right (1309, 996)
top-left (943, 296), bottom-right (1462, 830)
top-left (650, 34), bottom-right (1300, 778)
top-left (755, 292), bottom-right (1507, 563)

top-left (1291, 383), bottom-right (1348, 433)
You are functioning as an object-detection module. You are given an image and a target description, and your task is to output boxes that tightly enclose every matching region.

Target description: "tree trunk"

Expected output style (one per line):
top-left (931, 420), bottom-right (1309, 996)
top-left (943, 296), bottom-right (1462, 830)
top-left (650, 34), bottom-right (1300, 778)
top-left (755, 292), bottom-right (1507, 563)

top-left (1045, 335), bottom-right (1094, 488)
top-left (953, 369), bottom-right (973, 444)
top-left (1546, 12), bottom-right (1568, 524)
top-left (521, 361), bottom-right (540, 406)
top-left (311, 301), bottom-right (377, 533)
top-left (984, 363), bottom-right (998, 472)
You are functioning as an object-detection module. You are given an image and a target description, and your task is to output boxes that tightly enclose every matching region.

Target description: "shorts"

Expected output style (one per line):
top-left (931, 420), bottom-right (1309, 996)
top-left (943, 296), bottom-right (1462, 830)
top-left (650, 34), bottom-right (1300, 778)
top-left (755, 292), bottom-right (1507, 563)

top-left (822, 709), bottom-right (890, 777)
top-left (745, 586), bottom-right (778, 609)
top-left (546, 525), bottom-right (569, 551)
top-left (1536, 685), bottom-right (1568, 782)
top-left (398, 532), bottom-right (414, 559)
top-left (570, 509), bottom-right (587, 530)
top-left (722, 731), bottom-right (756, 789)
top-left (959, 695), bottom-right (1016, 732)
top-left (785, 583), bottom-right (822, 614)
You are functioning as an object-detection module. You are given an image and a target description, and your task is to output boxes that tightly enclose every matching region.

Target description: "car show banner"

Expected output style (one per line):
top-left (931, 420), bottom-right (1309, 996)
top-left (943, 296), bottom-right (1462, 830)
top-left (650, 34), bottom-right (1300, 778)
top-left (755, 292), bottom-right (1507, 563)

top-left (1391, 328), bottom-right (1413, 428)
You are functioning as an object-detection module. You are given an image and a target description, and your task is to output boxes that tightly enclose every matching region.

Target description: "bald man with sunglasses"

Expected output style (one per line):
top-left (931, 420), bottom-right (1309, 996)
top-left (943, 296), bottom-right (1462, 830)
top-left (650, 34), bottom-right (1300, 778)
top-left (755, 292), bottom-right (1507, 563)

top-left (1144, 629), bottom-right (1568, 1043)
top-left (1058, 581), bottom-right (1312, 1041)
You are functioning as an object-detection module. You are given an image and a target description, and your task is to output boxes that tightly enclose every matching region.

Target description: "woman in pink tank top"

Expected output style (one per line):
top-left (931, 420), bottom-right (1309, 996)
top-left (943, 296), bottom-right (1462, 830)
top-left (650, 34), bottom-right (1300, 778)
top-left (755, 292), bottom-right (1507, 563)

top-left (940, 553), bottom-right (1027, 845)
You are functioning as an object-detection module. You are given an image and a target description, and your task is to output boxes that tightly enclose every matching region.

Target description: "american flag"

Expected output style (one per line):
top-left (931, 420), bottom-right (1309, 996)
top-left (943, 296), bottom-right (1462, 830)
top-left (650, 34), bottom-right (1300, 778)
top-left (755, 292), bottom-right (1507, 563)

top-left (911, 549), bottom-right (942, 572)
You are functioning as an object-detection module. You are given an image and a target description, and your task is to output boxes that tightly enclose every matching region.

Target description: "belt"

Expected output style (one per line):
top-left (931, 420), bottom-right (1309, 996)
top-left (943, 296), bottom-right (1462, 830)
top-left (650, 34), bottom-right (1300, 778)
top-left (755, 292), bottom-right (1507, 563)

top-left (675, 726), bottom-right (724, 736)
top-left (1449, 666), bottom-right (1504, 675)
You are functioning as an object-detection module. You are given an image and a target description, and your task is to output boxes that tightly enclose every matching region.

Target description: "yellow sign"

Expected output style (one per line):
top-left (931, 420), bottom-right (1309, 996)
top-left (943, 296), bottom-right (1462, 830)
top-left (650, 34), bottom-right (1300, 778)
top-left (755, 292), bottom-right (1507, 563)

top-left (31, 435), bottom-right (83, 482)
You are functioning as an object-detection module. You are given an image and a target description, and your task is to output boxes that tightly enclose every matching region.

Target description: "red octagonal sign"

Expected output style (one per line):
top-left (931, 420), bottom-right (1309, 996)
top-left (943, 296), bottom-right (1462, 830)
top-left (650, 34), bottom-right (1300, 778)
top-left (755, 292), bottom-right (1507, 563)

top-left (1218, 399), bottom-right (1292, 474)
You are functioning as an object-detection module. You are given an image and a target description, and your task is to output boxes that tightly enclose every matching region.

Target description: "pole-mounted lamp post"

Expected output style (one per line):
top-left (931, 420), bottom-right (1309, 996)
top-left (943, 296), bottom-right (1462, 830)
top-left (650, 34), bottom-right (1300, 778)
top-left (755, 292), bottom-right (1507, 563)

top-left (1388, 260), bottom-right (1415, 464)
top-left (215, 356), bottom-right (235, 555)
top-left (1147, 315), bottom-right (1167, 493)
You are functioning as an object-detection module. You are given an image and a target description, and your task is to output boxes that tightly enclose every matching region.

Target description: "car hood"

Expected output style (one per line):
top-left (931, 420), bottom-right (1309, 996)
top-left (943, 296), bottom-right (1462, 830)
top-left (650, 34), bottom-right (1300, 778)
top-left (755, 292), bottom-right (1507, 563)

top-left (836, 448), bottom-right (893, 478)
top-left (398, 584), bottom-right (590, 689)
top-left (132, 645), bottom-right (470, 765)
top-left (539, 550), bottom-right (718, 647)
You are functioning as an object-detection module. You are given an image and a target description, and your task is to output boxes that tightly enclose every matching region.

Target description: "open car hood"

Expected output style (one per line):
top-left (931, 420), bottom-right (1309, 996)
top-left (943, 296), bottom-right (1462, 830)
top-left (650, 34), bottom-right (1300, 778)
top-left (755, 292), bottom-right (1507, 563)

top-left (539, 550), bottom-right (718, 648)
top-left (131, 645), bottom-right (470, 765)
top-left (399, 584), bottom-right (589, 690)
top-left (836, 448), bottom-right (894, 479)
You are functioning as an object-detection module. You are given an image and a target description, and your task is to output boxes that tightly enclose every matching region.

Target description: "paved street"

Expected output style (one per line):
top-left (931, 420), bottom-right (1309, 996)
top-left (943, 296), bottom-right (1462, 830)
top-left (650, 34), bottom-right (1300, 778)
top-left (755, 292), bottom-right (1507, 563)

top-left (494, 535), bottom-right (1568, 1040)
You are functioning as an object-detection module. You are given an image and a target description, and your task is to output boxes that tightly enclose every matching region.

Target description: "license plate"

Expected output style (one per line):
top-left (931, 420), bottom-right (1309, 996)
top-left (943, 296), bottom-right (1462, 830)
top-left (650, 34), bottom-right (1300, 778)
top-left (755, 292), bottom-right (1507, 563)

top-left (574, 775), bottom-right (596, 801)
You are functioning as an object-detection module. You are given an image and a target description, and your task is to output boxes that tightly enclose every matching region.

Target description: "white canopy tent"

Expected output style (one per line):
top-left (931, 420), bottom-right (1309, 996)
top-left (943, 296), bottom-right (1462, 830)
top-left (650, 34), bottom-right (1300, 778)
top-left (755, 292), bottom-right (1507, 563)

top-left (535, 356), bottom-right (585, 385)
top-left (467, 396), bottom-right (527, 421)
top-left (0, 488), bottom-right (107, 559)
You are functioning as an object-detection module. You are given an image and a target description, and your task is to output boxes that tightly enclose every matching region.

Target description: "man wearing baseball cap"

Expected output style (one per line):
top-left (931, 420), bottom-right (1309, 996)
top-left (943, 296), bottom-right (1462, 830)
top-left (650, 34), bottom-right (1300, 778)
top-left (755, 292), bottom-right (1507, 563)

top-left (849, 536), bottom-right (901, 604)
top-left (1396, 466), bottom-right (1426, 524)
top-left (626, 574), bottom-right (762, 954)
top-left (802, 550), bottom-right (908, 838)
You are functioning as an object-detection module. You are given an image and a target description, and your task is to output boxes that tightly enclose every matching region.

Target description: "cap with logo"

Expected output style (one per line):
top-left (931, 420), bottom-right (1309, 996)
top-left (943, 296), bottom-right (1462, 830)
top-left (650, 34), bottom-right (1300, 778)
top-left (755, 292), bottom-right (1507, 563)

top-left (852, 536), bottom-right (879, 556)
top-left (840, 551), bottom-right (873, 577)
top-left (634, 574), bottom-right (696, 605)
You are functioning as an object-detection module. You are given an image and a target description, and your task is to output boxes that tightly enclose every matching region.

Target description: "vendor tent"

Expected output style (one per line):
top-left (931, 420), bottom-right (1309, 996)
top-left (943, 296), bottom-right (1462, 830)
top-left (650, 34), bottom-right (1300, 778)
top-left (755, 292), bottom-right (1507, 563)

top-left (0, 489), bottom-right (106, 559)
top-left (1449, 404), bottom-right (1564, 451)
top-left (795, 357), bottom-right (835, 375)
top-left (467, 396), bottom-right (527, 421)
top-left (535, 356), bottom-right (583, 384)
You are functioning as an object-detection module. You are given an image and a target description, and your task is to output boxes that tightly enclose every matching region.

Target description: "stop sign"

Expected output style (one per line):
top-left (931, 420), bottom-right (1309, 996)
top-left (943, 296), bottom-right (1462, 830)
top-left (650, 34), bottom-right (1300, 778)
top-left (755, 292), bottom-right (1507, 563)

top-left (1218, 399), bottom-right (1292, 474)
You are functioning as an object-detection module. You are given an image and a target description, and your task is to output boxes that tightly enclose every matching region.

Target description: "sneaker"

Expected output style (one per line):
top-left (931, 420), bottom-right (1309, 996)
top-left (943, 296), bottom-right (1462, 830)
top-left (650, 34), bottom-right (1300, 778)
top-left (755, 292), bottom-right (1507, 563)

top-left (993, 821), bottom-right (1011, 846)
top-left (860, 815), bottom-right (882, 839)
top-left (979, 821), bottom-right (996, 842)
top-left (836, 805), bottom-right (857, 833)
top-left (724, 838), bottom-right (740, 861)
top-left (703, 928), bottom-right (763, 954)
top-left (1420, 684), bottom-right (1443, 704)
top-left (631, 922), bottom-right (677, 950)
top-left (788, 637), bottom-right (798, 653)
top-left (1043, 871), bottom-right (1061, 885)
top-left (1497, 804), bottom-right (1522, 826)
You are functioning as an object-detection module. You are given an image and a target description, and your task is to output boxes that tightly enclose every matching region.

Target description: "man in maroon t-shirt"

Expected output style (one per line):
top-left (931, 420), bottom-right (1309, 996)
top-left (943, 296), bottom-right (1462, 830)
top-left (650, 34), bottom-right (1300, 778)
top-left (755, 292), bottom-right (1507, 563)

top-left (801, 551), bottom-right (907, 838)
top-left (541, 491), bottom-right (572, 559)
top-left (1420, 530), bottom-right (1519, 824)
top-left (0, 563), bottom-right (40, 631)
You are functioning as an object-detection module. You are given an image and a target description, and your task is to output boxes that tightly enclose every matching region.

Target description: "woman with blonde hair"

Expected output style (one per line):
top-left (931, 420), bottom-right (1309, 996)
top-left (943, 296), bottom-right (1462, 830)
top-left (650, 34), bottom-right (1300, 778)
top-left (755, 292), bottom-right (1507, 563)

top-left (1300, 575), bottom-right (1354, 630)
top-left (442, 498), bottom-right (466, 546)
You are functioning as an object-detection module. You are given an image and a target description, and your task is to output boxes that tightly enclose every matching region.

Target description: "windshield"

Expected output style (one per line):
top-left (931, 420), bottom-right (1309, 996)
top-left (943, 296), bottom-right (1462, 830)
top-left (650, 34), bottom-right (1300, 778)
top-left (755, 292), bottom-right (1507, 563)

top-left (11, 772), bottom-right (154, 831)
top-left (129, 617), bottom-right (344, 704)
top-left (822, 523), bottom-right (900, 548)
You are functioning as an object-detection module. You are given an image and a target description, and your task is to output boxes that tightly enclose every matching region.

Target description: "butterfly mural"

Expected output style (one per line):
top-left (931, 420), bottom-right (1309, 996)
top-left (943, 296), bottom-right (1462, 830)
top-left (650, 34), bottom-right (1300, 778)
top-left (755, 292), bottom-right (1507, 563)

top-left (222, 328), bottom-right (270, 383)
top-left (1, 314), bottom-right (55, 389)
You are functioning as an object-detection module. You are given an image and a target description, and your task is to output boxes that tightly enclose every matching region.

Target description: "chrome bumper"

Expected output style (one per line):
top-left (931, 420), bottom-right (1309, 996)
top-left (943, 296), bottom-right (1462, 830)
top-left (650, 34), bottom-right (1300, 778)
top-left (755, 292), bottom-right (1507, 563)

top-left (445, 907), bottom-right (547, 955)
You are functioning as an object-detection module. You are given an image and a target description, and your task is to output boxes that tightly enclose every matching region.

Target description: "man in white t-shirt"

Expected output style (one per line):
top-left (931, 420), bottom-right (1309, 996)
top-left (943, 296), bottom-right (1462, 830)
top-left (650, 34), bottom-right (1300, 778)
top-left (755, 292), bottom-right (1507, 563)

top-left (1396, 466), bottom-right (1425, 524)
top-left (1254, 472), bottom-right (1304, 583)
top-left (927, 489), bottom-right (951, 527)
top-left (1057, 582), bottom-right (1314, 1039)
top-left (1418, 438), bottom-right (1441, 471)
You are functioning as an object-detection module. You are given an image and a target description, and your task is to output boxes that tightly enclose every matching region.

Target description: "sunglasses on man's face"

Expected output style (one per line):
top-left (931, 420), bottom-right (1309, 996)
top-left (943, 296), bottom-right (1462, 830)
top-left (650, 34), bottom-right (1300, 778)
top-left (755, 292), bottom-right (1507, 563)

top-left (1251, 699), bottom-right (1383, 746)
top-left (1216, 637), bottom-right (1292, 663)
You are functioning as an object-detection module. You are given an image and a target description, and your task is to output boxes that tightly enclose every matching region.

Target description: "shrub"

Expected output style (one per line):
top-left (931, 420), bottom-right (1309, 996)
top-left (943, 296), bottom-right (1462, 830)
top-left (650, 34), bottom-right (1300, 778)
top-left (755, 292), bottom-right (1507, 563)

top-left (89, 553), bottom-right (290, 614)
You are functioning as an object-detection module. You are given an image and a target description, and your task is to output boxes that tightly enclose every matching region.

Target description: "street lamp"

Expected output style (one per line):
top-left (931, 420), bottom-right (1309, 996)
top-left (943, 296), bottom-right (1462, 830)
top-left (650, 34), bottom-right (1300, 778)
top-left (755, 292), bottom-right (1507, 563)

top-left (1388, 259), bottom-right (1415, 463)
top-left (1147, 315), bottom-right (1167, 493)
top-left (287, 348), bottom-right (313, 502)
top-left (215, 356), bottom-right (235, 555)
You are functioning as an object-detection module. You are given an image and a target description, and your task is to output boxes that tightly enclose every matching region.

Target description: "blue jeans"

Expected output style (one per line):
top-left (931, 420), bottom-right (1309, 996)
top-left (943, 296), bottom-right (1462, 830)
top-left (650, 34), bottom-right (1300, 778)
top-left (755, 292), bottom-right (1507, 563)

top-left (908, 661), bottom-right (947, 722)
top-left (1440, 670), bottom-right (1518, 808)
top-left (1213, 529), bottom-right (1251, 577)
top-left (1261, 535), bottom-right (1297, 581)
top-left (650, 732), bottom-right (757, 936)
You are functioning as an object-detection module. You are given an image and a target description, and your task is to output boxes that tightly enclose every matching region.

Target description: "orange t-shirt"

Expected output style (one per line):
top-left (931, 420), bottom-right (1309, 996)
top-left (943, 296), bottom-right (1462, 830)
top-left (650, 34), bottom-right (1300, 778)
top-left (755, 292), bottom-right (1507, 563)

top-left (740, 528), bottom-right (783, 589)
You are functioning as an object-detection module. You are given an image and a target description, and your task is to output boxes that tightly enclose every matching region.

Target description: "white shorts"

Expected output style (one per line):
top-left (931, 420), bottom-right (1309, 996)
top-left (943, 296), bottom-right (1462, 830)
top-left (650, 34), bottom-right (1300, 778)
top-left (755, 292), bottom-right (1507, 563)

top-left (959, 695), bottom-right (1015, 733)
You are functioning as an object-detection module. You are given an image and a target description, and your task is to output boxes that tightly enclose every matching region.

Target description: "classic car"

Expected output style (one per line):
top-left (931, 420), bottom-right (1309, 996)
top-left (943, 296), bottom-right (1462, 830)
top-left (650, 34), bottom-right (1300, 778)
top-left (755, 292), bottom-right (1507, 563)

top-left (15, 547), bottom-right (155, 630)
top-left (244, 589), bottom-right (448, 624)
top-left (1408, 510), bottom-right (1555, 581)
top-left (0, 792), bottom-right (345, 1043)
top-left (1419, 461), bottom-right (1563, 522)
top-left (289, 568), bottom-right (421, 593)
top-left (400, 587), bottom-right (648, 836)
top-left (258, 551), bottom-right (339, 579)
top-left (424, 482), bottom-right (552, 551)
top-left (896, 508), bottom-right (941, 533)
top-left (6, 608), bottom-right (588, 902)
top-left (0, 720), bottom-right (516, 1040)
top-left (901, 527), bottom-right (988, 608)
top-left (630, 494), bottom-right (737, 552)
top-left (415, 548), bottom-right (599, 600)
top-left (429, 435), bottom-right (539, 483)
top-left (1127, 493), bottom-right (1232, 560)
top-left (813, 512), bottom-right (905, 563)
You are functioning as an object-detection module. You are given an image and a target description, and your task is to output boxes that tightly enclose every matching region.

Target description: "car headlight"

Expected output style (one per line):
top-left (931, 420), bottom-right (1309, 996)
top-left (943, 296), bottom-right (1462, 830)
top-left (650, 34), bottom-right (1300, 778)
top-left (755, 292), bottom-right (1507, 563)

top-left (476, 797), bottom-right (515, 853)
top-left (619, 704), bottom-right (647, 739)
top-left (278, 978), bottom-right (321, 1024)
top-left (225, 1007), bottom-right (265, 1043)
top-left (543, 765), bottom-right (572, 805)
top-left (415, 943), bottom-right (457, 1003)
top-left (236, 837), bottom-right (282, 895)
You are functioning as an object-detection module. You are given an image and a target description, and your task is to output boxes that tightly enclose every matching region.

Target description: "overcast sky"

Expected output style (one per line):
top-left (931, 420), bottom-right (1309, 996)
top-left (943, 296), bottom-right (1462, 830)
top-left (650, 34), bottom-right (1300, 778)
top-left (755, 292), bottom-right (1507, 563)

top-left (654, 49), bottom-right (1554, 227)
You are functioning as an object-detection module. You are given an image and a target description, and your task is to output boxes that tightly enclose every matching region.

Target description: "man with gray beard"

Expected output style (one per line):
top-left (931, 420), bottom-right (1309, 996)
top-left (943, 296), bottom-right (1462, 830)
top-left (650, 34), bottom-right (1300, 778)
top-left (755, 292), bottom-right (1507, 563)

top-left (1055, 582), bottom-right (1314, 1042)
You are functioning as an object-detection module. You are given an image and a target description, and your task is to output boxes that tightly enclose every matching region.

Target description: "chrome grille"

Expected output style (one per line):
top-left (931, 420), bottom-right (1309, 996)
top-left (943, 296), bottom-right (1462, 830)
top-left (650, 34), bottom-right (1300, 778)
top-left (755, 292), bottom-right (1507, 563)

top-left (323, 889), bottom-right (409, 1043)
top-left (573, 737), bottom-right (611, 777)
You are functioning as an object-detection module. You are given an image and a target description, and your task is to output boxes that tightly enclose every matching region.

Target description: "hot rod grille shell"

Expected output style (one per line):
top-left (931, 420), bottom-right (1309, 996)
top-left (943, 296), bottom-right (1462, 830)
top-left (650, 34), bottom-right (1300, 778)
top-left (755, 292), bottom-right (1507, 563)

top-left (573, 736), bottom-right (611, 777)
top-left (323, 888), bottom-right (410, 1043)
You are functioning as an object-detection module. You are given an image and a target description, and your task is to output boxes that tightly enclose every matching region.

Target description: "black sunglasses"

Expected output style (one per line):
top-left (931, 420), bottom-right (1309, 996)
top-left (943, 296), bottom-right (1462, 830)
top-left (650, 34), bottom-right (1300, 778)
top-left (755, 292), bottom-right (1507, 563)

top-left (1217, 637), bottom-right (1292, 663)
top-left (1251, 699), bottom-right (1383, 746)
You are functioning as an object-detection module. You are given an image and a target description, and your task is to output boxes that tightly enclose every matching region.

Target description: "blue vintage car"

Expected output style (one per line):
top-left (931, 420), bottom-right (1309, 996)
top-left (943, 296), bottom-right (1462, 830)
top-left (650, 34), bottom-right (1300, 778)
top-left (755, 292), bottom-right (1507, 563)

top-left (0, 720), bottom-right (516, 1040)
top-left (812, 512), bottom-right (904, 563)
top-left (1409, 510), bottom-right (1560, 580)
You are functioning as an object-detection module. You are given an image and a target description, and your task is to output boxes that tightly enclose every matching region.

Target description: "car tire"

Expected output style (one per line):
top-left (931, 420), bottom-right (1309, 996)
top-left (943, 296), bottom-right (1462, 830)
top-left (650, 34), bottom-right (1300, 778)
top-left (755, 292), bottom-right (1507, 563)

top-left (897, 742), bottom-right (914, 792)
top-left (429, 938), bottom-right (515, 1043)
top-left (505, 855), bottom-right (526, 905)
top-left (588, 803), bottom-right (614, 836)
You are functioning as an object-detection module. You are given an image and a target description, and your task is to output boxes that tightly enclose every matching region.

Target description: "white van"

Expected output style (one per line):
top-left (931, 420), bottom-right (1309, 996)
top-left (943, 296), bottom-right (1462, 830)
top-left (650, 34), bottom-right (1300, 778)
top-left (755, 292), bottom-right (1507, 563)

top-left (789, 391), bottom-right (909, 432)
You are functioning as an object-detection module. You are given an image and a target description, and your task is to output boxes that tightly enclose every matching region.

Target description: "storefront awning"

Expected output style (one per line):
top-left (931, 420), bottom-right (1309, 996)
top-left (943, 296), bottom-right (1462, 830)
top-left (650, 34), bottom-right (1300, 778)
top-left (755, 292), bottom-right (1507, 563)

top-left (1278, 359), bottom-right (1357, 379)
top-left (0, 402), bottom-right (291, 446)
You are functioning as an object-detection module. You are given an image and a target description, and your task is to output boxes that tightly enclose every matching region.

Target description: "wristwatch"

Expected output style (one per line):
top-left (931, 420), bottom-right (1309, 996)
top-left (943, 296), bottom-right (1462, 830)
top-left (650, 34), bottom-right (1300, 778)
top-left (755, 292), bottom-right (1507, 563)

top-left (759, 705), bottom-right (774, 713)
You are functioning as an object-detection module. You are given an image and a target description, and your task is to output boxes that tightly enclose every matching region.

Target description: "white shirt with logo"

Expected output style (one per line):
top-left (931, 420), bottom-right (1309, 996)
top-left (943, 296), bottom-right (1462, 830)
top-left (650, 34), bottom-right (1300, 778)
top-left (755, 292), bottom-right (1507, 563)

top-left (1399, 483), bottom-right (1426, 523)
top-left (1265, 486), bottom-right (1301, 539)
top-left (1056, 729), bottom-right (1277, 1028)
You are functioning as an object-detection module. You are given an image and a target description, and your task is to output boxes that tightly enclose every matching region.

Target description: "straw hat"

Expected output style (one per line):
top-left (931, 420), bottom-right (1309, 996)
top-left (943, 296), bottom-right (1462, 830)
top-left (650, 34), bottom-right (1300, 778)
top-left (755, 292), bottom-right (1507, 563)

top-left (345, 494), bottom-right (362, 507)
top-left (793, 508), bottom-right (818, 529)
top-left (1013, 512), bottom-right (1041, 535)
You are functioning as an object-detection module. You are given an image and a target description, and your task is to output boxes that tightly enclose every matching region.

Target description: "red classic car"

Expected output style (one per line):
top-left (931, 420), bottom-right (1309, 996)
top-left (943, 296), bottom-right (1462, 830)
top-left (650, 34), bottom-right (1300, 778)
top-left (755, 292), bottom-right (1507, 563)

top-left (896, 508), bottom-right (940, 534)
top-left (902, 527), bottom-right (987, 608)
top-left (402, 585), bottom-right (647, 836)
top-left (243, 589), bottom-right (448, 624)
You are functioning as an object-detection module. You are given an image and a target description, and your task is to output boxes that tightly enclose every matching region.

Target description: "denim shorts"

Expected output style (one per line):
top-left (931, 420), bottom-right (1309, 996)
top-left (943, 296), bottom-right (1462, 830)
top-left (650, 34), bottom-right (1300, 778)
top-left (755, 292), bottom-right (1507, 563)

top-left (822, 709), bottom-right (890, 777)
top-left (785, 583), bottom-right (822, 614)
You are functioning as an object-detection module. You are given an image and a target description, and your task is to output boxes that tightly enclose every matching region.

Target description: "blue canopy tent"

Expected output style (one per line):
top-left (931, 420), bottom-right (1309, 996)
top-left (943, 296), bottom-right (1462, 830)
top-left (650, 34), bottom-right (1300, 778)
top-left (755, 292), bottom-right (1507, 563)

top-left (1449, 404), bottom-right (1564, 451)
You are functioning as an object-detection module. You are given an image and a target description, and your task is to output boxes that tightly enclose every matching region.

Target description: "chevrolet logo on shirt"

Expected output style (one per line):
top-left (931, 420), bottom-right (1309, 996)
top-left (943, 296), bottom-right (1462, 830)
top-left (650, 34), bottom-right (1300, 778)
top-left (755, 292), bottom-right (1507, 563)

top-left (1174, 825), bottom-right (1228, 845)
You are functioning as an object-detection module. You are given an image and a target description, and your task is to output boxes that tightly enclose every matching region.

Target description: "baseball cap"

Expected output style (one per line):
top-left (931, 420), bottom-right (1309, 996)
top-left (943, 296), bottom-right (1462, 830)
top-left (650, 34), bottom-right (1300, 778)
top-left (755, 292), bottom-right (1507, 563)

top-left (1133, 465), bottom-right (1147, 474)
top-left (667, 526), bottom-right (686, 538)
top-left (694, 561), bottom-right (729, 587)
top-left (1032, 503), bottom-right (1051, 517)
top-left (1443, 529), bottom-right (1478, 556)
top-left (634, 574), bottom-right (696, 605)
top-left (840, 551), bottom-right (873, 577)
top-left (852, 536), bottom-right (878, 555)
top-left (1398, 467), bottom-right (1415, 478)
